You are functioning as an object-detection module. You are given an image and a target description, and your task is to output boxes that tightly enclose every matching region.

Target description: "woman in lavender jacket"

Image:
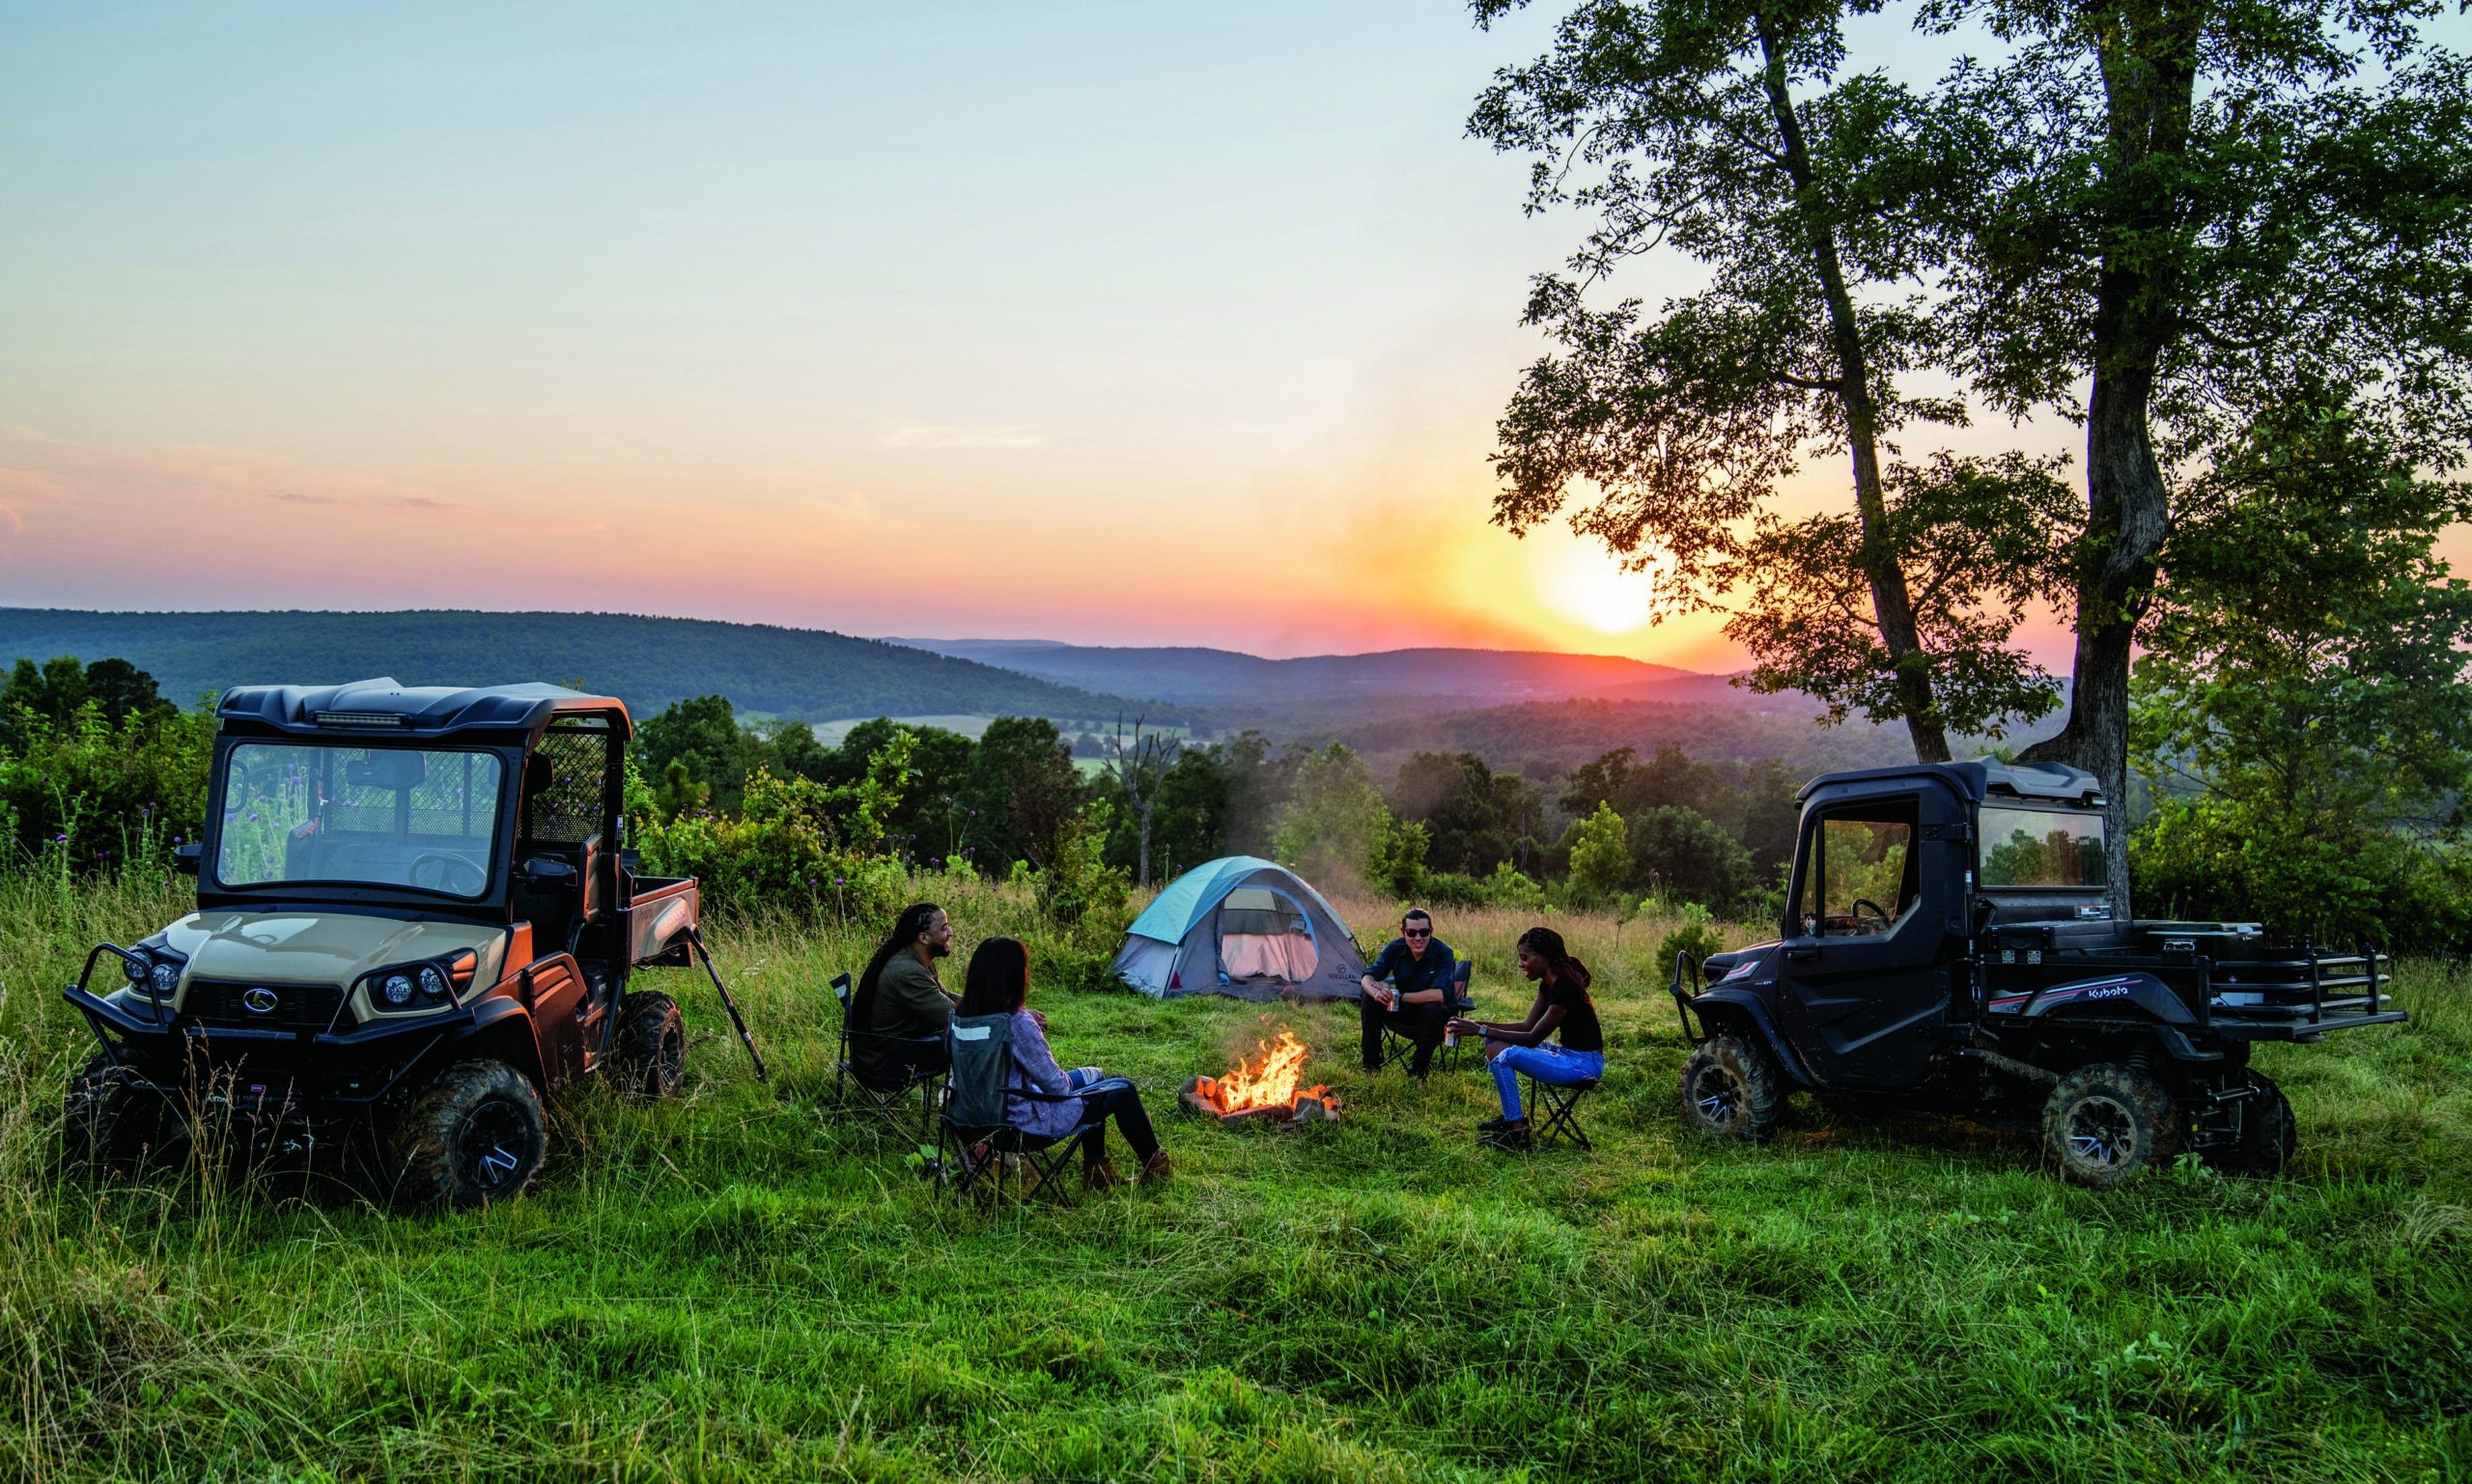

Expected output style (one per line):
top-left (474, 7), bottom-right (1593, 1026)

top-left (957, 938), bottom-right (1172, 1190)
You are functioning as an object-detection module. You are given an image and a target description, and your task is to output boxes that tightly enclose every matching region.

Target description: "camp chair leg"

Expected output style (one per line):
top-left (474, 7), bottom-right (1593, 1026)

top-left (1524, 1076), bottom-right (1597, 1151)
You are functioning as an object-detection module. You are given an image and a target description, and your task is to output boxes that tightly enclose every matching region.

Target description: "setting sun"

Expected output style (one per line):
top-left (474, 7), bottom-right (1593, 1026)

top-left (1542, 544), bottom-right (1661, 636)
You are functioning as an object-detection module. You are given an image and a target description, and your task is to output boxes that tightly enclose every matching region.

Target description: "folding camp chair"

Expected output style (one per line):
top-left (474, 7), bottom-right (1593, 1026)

top-left (1522, 1069), bottom-right (1598, 1151)
top-left (935, 1013), bottom-right (1104, 1207)
top-left (831, 970), bottom-right (946, 1142)
top-left (1380, 960), bottom-right (1476, 1076)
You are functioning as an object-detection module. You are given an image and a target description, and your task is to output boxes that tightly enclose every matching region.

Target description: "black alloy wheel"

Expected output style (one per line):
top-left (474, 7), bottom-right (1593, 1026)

top-left (2041, 1063), bottom-right (2178, 1190)
top-left (388, 1059), bottom-right (546, 1210)
top-left (1677, 1034), bottom-right (1785, 1141)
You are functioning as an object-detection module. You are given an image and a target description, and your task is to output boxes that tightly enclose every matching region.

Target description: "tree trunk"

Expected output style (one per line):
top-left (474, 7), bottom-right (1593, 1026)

top-left (2014, 2), bottom-right (2198, 922)
top-left (1756, 14), bottom-right (1951, 764)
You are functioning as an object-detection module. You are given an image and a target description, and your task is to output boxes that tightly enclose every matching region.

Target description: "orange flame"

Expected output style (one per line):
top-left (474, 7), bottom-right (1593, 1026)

top-left (1212, 1028), bottom-right (1324, 1113)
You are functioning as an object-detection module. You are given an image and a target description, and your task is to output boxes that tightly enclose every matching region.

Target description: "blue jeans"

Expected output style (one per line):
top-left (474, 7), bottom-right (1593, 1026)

top-left (1490, 1044), bottom-right (1604, 1120)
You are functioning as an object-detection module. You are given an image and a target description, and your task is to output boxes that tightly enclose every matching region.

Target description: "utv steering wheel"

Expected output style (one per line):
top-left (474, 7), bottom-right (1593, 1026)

top-left (408, 852), bottom-right (486, 896)
top-left (1852, 897), bottom-right (1893, 928)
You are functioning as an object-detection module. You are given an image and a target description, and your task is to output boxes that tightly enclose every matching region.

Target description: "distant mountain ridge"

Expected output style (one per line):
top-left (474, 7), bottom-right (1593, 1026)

top-left (0, 609), bottom-right (1130, 720)
top-left (883, 637), bottom-right (1699, 709)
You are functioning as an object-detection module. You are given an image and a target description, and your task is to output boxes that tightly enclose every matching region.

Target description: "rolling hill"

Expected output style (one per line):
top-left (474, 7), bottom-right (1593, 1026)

top-left (0, 609), bottom-right (1133, 720)
top-left (883, 638), bottom-right (1697, 710)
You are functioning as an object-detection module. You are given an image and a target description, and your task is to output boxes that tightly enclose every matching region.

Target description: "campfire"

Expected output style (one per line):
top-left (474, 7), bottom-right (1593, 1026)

top-left (1180, 1028), bottom-right (1341, 1127)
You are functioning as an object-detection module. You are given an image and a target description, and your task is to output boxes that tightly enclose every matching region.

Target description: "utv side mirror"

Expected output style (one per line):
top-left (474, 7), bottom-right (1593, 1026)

top-left (519, 855), bottom-right (577, 887)
top-left (173, 841), bottom-right (201, 877)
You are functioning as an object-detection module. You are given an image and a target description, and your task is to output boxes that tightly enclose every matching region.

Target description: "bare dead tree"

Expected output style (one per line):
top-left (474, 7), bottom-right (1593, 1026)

top-left (1112, 714), bottom-right (1173, 887)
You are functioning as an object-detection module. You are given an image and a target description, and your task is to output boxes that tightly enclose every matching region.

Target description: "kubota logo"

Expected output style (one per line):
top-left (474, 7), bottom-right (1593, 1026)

top-left (241, 987), bottom-right (279, 1015)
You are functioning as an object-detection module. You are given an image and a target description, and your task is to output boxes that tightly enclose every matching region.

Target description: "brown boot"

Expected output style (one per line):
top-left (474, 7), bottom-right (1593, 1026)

top-left (1138, 1151), bottom-right (1174, 1186)
top-left (1082, 1159), bottom-right (1130, 1190)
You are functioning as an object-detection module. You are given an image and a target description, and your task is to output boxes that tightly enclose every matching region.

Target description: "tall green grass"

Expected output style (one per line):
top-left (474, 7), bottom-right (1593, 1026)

top-left (0, 873), bottom-right (2464, 1481)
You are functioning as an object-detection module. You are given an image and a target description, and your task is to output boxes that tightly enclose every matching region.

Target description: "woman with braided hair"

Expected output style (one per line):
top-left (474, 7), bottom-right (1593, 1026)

top-left (1447, 926), bottom-right (1604, 1153)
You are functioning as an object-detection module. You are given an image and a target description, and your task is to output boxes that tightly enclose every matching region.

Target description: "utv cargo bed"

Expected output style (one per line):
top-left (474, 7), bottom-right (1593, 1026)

top-left (626, 877), bottom-right (699, 967)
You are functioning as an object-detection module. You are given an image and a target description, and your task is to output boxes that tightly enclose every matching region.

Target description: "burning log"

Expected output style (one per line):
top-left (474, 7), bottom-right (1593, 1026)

top-left (1181, 1028), bottom-right (1341, 1127)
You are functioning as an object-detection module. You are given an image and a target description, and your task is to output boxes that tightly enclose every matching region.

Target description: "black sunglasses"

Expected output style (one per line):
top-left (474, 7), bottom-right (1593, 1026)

top-left (1402, 927), bottom-right (1431, 938)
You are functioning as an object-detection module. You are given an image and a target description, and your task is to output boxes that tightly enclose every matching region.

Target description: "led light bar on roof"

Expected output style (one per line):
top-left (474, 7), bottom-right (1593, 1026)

top-left (314, 711), bottom-right (407, 727)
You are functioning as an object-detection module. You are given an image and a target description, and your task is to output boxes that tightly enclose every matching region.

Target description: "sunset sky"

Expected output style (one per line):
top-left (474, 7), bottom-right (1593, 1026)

top-left (4, 3), bottom-right (2460, 672)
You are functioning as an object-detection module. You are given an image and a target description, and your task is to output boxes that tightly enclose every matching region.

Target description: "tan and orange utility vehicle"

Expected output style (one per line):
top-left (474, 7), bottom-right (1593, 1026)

top-left (63, 680), bottom-right (721, 1207)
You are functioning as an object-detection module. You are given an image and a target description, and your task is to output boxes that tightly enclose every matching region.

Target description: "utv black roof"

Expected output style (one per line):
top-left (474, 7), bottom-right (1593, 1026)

top-left (216, 679), bottom-right (633, 742)
top-left (1797, 759), bottom-right (2104, 806)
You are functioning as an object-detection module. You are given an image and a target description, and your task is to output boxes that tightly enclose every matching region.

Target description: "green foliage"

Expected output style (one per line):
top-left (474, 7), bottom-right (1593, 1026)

top-left (2129, 394), bottom-right (2472, 951)
top-left (1028, 795), bottom-right (1130, 941)
top-left (631, 733), bottom-right (920, 923)
top-left (967, 716), bottom-right (1086, 870)
top-left (1272, 743), bottom-right (1391, 894)
top-left (1565, 801), bottom-right (1629, 903)
top-left (1653, 903), bottom-right (1729, 986)
top-left (0, 673), bottom-right (210, 875)
top-left (1632, 805), bottom-right (1756, 917)
top-left (1478, 859), bottom-right (1549, 912)
top-left (1388, 750), bottom-right (1546, 878)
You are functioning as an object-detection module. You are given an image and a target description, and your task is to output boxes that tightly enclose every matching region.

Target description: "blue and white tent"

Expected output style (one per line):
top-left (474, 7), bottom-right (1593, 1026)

top-left (1111, 855), bottom-right (1366, 1000)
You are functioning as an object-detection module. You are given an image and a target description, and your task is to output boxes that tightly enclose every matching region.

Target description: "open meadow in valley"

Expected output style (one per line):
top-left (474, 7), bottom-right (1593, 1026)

top-left (2, 873), bottom-right (2464, 1483)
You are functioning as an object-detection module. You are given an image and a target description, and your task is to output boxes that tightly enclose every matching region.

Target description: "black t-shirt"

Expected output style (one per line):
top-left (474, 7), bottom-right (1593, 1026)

top-left (1545, 972), bottom-right (1603, 1053)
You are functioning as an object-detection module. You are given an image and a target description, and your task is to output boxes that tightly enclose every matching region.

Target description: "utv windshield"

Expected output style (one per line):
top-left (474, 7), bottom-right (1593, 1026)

top-left (213, 743), bottom-right (505, 898)
top-left (1980, 805), bottom-right (2107, 889)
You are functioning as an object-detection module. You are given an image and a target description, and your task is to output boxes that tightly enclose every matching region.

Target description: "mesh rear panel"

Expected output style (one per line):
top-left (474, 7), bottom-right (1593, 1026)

top-left (527, 728), bottom-right (608, 843)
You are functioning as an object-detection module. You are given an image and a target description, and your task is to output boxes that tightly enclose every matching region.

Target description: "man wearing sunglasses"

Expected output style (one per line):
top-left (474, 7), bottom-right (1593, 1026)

top-left (1359, 908), bottom-right (1457, 1078)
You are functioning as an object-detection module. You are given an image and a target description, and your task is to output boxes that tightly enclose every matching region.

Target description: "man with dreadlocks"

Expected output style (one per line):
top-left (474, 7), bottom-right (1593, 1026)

top-left (850, 901), bottom-right (959, 1087)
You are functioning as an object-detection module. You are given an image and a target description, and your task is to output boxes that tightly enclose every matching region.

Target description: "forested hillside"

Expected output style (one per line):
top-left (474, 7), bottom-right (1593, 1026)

top-left (888, 638), bottom-right (1692, 709)
top-left (0, 609), bottom-right (1129, 720)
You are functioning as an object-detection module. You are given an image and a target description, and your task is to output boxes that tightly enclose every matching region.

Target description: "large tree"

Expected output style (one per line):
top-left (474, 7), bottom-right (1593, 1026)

top-left (1471, 0), bottom-right (2071, 760)
top-left (2128, 391), bottom-right (2472, 945)
top-left (1932, 0), bottom-right (2472, 907)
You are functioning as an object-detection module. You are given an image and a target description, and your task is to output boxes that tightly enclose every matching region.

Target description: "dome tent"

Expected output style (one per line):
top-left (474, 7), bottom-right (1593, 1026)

top-left (1111, 856), bottom-right (1367, 1000)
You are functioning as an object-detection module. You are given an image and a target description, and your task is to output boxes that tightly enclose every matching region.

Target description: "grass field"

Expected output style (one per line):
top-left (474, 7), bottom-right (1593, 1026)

top-left (1, 873), bottom-right (2465, 1481)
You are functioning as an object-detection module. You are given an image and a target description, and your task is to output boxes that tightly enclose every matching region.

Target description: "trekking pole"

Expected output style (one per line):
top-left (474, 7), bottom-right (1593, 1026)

top-left (687, 927), bottom-right (769, 1083)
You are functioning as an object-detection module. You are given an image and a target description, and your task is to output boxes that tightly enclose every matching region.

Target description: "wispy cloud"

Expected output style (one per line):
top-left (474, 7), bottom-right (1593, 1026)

top-left (271, 491), bottom-right (342, 505)
top-left (883, 424), bottom-right (1044, 450)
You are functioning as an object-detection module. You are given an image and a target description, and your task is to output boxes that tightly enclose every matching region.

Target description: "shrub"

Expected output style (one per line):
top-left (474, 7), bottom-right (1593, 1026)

top-left (1654, 903), bottom-right (1730, 986)
top-left (1478, 860), bottom-right (1548, 911)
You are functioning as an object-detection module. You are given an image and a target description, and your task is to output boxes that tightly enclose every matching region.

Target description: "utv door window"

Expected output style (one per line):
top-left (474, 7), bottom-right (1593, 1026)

top-left (1796, 802), bottom-right (1919, 938)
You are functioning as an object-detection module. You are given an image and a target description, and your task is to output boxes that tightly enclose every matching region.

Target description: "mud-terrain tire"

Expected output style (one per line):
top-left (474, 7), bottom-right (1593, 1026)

top-left (611, 991), bottom-right (686, 1099)
top-left (2042, 1063), bottom-right (2178, 1189)
top-left (1678, 1034), bottom-right (1787, 1141)
top-left (2207, 1070), bottom-right (2296, 1178)
top-left (388, 1059), bottom-right (545, 1210)
top-left (63, 1052), bottom-right (172, 1175)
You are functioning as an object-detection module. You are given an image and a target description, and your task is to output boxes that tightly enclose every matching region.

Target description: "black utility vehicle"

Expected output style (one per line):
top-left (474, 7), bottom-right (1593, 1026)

top-left (63, 680), bottom-right (703, 1207)
top-left (1671, 760), bottom-right (2404, 1187)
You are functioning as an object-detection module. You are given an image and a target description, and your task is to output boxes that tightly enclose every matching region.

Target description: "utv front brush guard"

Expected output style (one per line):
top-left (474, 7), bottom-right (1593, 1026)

top-left (1669, 951), bottom-right (1704, 1042)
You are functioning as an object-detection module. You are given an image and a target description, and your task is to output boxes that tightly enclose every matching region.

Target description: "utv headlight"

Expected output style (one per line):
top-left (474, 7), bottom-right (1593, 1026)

top-left (150, 961), bottom-right (182, 997)
top-left (359, 950), bottom-right (478, 1014)
top-left (121, 955), bottom-right (149, 987)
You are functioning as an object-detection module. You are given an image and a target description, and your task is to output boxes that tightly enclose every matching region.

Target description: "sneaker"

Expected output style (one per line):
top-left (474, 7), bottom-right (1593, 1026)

top-left (1475, 1115), bottom-right (1515, 1132)
top-left (1082, 1159), bottom-right (1131, 1190)
top-left (1138, 1151), bottom-right (1174, 1186)
top-left (1478, 1122), bottom-right (1531, 1153)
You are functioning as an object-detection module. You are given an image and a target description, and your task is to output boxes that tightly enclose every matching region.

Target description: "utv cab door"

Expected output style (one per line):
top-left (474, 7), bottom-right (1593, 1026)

top-left (1775, 787), bottom-right (1960, 1090)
